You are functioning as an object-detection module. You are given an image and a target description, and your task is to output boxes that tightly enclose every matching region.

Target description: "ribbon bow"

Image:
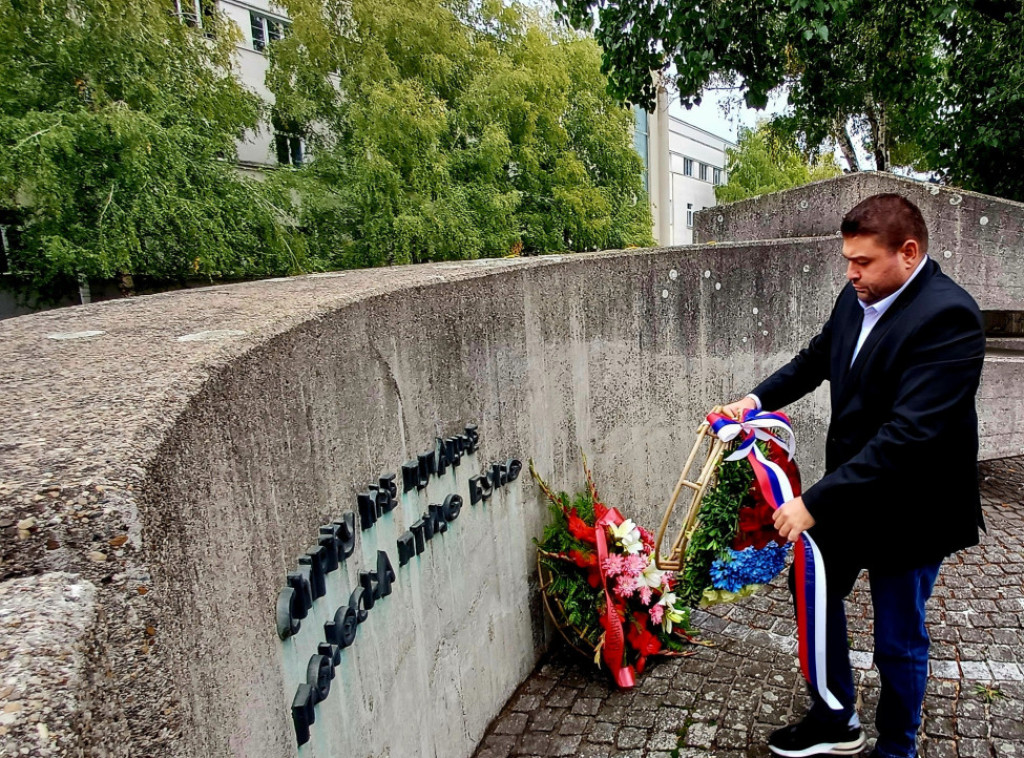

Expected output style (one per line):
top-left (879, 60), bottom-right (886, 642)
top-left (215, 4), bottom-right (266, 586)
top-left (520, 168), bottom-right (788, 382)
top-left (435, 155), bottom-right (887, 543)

top-left (709, 409), bottom-right (796, 463)
top-left (706, 408), bottom-right (842, 711)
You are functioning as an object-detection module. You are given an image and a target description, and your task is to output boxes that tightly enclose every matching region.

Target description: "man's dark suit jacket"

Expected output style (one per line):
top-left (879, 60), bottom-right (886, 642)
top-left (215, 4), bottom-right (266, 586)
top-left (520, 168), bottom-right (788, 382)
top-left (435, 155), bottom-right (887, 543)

top-left (752, 257), bottom-right (986, 571)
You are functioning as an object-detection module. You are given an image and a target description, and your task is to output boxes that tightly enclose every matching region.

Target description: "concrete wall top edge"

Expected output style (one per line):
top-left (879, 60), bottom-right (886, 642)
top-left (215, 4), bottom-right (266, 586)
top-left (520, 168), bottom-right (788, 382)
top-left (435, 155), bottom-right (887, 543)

top-left (693, 172), bottom-right (1024, 312)
top-left (0, 238), bottom-right (836, 519)
top-left (701, 171), bottom-right (1024, 220)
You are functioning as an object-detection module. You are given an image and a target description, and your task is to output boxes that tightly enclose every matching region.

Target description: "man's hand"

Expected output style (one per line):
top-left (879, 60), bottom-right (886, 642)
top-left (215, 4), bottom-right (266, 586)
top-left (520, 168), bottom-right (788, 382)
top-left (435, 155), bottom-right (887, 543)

top-left (773, 496), bottom-right (815, 542)
top-left (720, 396), bottom-right (758, 420)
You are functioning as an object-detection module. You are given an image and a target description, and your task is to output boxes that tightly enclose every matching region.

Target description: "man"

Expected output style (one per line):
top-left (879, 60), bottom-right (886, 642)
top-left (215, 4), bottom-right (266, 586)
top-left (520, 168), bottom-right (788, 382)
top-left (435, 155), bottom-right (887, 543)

top-left (721, 194), bottom-right (986, 758)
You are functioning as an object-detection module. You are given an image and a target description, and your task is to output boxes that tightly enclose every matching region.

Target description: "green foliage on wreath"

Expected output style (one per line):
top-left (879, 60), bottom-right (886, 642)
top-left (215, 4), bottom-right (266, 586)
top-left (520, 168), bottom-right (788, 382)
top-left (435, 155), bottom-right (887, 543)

top-left (536, 490), bottom-right (602, 648)
top-left (675, 454), bottom-right (755, 607)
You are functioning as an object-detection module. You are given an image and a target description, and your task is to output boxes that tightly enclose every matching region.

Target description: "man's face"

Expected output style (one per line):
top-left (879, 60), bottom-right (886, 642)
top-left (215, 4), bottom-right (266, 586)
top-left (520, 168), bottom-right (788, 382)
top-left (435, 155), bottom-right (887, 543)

top-left (841, 234), bottom-right (919, 305)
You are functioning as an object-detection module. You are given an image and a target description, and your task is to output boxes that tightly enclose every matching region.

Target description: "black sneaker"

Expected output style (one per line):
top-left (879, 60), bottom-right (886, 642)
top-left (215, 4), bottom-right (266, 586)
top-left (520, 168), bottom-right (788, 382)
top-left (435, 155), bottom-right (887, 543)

top-left (768, 718), bottom-right (866, 756)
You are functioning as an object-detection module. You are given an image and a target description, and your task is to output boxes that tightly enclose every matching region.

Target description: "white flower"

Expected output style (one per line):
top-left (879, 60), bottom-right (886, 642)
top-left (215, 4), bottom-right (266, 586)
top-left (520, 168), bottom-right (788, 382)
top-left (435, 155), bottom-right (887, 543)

top-left (640, 557), bottom-right (665, 589)
top-left (609, 519), bottom-right (643, 554)
top-left (656, 591), bottom-right (688, 633)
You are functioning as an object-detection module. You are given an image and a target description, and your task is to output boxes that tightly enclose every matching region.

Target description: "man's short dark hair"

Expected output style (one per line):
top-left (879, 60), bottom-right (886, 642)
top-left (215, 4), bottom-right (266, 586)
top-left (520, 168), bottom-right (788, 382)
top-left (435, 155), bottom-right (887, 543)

top-left (840, 193), bottom-right (929, 254)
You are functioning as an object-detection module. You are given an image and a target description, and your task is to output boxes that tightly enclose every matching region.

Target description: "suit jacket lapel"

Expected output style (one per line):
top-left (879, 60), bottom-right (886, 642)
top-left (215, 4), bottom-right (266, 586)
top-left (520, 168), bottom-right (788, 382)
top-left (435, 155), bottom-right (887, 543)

top-left (836, 258), bottom-right (938, 406)
top-left (833, 292), bottom-right (862, 389)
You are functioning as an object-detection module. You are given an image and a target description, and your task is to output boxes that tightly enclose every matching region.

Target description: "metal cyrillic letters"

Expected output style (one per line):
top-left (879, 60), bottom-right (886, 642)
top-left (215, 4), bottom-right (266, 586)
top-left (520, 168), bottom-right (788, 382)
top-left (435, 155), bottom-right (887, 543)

top-left (280, 423), bottom-right (524, 746)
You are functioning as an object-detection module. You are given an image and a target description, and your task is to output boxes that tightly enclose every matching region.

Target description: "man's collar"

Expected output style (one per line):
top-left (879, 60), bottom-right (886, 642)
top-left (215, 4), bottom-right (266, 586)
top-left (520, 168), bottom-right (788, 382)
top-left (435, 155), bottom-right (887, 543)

top-left (859, 255), bottom-right (930, 315)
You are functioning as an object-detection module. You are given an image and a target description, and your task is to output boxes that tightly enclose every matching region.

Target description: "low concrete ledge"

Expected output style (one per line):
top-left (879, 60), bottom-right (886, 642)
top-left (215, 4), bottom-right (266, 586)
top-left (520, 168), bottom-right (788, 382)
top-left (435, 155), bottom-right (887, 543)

top-left (694, 172), bottom-right (1024, 313)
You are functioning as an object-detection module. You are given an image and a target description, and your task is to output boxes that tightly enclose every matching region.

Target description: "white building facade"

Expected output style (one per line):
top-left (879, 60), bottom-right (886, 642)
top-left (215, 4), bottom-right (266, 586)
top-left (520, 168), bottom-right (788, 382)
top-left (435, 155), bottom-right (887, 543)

top-left (211, 0), bottom-right (301, 170)
top-left (636, 92), bottom-right (734, 246)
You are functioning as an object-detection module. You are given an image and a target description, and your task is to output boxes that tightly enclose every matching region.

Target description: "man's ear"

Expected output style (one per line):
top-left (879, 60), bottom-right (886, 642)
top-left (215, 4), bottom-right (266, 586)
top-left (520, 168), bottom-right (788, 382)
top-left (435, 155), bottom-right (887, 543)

top-left (898, 238), bottom-right (920, 269)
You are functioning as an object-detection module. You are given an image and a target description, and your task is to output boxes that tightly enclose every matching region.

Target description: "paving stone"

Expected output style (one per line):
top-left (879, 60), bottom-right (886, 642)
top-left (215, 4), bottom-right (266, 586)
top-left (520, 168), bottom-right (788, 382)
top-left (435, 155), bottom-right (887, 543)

top-left (930, 660), bottom-right (960, 679)
top-left (513, 733), bottom-right (551, 755)
top-left (479, 734), bottom-right (517, 758)
top-left (585, 721), bottom-right (617, 744)
top-left (510, 694), bottom-right (543, 712)
top-left (493, 712), bottom-right (529, 736)
top-left (921, 740), bottom-right (958, 758)
top-left (549, 735), bottom-right (582, 756)
top-left (987, 661), bottom-right (1023, 681)
top-left (960, 660), bottom-right (992, 680)
top-left (570, 697), bottom-right (601, 716)
top-left (958, 737), bottom-right (994, 758)
top-left (684, 722), bottom-right (718, 748)
top-left (557, 714), bottom-right (591, 736)
top-left (614, 726), bottom-right (646, 749)
top-left (644, 731), bottom-right (680, 751)
top-left (526, 707), bottom-right (562, 732)
top-left (545, 687), bottom-right (577, 709)
top-left (575, 744), bottom-right (613, 758)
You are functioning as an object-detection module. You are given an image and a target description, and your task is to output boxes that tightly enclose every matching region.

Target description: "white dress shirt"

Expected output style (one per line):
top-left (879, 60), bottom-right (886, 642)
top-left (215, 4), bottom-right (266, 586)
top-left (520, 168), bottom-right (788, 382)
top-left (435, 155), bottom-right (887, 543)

top-left (747, 256), bottom-right (929, 409)
top-left (849, 255), bottom-right (929, 366)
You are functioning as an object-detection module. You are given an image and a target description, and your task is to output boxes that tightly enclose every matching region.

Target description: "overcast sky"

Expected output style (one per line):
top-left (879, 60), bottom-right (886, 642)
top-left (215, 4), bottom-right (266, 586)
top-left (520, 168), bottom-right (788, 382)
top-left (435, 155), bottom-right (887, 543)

top-left (666, 84), bottom-right (790, 144)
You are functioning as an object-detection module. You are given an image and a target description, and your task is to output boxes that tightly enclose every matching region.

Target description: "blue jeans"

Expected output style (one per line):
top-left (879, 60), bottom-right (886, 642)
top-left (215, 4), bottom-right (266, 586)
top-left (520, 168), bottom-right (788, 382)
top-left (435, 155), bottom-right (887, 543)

top-left (791, 559), bottom-right (942, 758)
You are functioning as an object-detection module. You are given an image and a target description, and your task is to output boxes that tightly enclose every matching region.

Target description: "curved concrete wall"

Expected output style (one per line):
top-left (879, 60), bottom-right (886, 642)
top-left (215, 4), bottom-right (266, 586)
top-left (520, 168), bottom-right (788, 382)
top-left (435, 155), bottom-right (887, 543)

top-left (1, 241), bottom-right (844, 757)
top-left (0, 221), bottom-right (1018, 756)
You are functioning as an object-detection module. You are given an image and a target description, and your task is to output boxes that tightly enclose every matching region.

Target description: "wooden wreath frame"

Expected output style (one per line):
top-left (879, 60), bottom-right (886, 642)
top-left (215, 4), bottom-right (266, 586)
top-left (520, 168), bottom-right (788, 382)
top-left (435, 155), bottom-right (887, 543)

top-left (536, 553), bottom-right (599, 661)
top-left (653, 407), bottom-right (729, 571)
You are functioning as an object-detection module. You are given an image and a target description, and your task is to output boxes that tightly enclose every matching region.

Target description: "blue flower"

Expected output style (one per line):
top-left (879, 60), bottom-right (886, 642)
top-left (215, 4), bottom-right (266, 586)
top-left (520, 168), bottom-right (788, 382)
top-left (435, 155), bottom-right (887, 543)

top-left (710, 542), bottom-right (791, 592)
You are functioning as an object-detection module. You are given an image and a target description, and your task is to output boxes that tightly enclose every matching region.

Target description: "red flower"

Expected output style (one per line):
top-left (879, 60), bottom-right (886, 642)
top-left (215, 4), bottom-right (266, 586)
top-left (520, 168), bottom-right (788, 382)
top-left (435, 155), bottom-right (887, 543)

top-left (567, 509), bottom-right (596, 544)
top-left (733, 500), bottom-right (781, 550)
top-left (626, 612), bottom-right (661, 673)
top-left (568, 548), bottom-right (594, 566)
top-left (566, 549), bottom-right (603, 587)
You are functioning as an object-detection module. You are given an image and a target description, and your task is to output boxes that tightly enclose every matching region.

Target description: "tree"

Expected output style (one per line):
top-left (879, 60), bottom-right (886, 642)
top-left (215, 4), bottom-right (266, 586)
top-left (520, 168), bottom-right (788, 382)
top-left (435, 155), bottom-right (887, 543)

top-left (933, 2), bottom-right (1024, 199)
top-left (554, 0), bottom-right (1024, 200)
top-left (715, 123), bottom-right (841, 204)
top-left (268, 0), bottom-right (653, 266)
top-left (0, 0), bottom-right (309, 301)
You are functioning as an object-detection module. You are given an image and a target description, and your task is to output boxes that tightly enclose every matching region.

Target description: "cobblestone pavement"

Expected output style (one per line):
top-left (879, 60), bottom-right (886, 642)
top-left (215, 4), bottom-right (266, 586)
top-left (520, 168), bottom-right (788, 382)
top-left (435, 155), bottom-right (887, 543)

top-left (473, 458), bottom-right (1024, 758)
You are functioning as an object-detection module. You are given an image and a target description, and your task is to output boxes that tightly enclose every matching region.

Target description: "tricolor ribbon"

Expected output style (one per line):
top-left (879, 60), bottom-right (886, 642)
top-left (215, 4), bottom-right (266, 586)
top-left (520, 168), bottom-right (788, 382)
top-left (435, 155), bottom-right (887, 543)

top-left (707, 409), bottom-right (842, 711)
top-left (593, 507), bottom-right (636, 689)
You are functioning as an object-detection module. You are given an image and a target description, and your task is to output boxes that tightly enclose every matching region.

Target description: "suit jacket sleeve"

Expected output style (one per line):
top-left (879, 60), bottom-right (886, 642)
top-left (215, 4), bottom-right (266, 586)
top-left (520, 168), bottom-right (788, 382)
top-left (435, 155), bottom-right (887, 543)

top-left (751, 304), bottom-right (836, 412)
top-left (801, 304), bottom-right (985, 526)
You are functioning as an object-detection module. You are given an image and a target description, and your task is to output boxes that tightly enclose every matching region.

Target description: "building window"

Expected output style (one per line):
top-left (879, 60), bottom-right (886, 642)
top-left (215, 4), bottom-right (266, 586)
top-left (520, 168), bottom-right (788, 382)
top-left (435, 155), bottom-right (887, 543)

top-left (713, 167), bottom-right (723, 186)
top-left (0, 211), bottom-right (22, 274)
top-left (686, 203), bottom-right (694, 228)
top-left (0, 226), bottom-right (10, 274)
top-left (632, 107), bottom-right (649, 193)
top-left (699, 163), bottom-right (709, 182)
top-left (275, 134), bottom-right (304, 167)
top-left (174, 0), bottom-right (213, 29)
top-left (251, 11), bottom-right (289, 52)
top-left (683, 158), bottom-right (694, 177)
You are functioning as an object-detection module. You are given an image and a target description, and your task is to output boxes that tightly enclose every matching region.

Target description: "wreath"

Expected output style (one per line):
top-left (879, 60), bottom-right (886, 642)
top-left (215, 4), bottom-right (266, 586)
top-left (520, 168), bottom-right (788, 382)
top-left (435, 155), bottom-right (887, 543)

top-left (533, 416), bottom-right (800, 687)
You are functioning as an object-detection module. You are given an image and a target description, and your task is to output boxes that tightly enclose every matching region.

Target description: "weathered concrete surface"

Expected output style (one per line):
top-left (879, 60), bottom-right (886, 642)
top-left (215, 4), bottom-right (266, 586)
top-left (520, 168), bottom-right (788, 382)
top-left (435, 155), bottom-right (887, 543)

top-left (473, 457), bottom-right (1024, 758)
top-left (0, 574), bottom-right (104, 755)
top-left (0, 241), bottom-right (843, 758)
top-left (694, 172), bottom-right (1024, 312)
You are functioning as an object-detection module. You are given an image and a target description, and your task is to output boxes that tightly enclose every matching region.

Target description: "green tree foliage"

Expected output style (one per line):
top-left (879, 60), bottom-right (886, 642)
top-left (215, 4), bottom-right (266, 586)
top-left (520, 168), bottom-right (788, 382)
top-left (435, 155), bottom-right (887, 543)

top-left (0, 0), bottom-right (307, 299)
top-left (716, 123), bottom-right (841, 204)
top-left (554, 0), bottom-right (1024, 201)
top-left (935, 2), bottom-right (1024, 200)
top-left (270, 0), bottom-right (653, 266)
